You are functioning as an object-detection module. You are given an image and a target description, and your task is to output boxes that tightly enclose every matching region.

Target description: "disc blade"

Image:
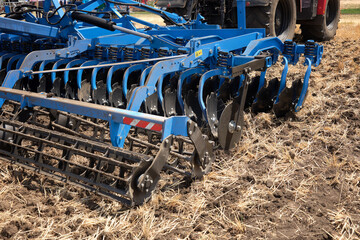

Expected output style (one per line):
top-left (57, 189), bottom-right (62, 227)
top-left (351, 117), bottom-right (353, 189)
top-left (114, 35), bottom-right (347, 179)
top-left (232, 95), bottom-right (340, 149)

top-left (252, 77), bottom-right (280, 114)
top-left (109, 83), bottom-right (125, 108)
top-left (92, 81), bottom-right (108, 105)
top-left (218, 101), bottom-right (242, 150)
top-left (78, 80), bottom-right (92, 103)
top-left (273, 79), bottom-right (303, 117)
top-left (163, 88), bottom-right (177, 117)
top-left (51, 77), bottom-right (63, 97)
top-left (184, 90), bottom-right (203, 126)
top-left (37, 75), bottom-right (52, 93)
top-left (239, 76), bottom-right (260, 109)
top-left (206, 92), bottom-right (225, 138)
top-left (0, 69), bottom-right (7, 85)
top-left (144, 92), bottom-right (160, 115)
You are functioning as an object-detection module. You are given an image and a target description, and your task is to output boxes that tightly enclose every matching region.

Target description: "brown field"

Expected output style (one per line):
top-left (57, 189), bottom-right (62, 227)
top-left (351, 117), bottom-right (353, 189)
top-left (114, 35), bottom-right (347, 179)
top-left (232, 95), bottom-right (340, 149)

top-left (1, 11), bottom-right (360, 240)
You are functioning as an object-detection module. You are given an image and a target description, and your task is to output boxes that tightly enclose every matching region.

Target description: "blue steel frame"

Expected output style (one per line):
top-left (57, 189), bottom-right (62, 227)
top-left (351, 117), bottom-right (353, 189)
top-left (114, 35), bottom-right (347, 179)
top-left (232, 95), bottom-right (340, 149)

top-left (0, 0), bottom-right (323, 149)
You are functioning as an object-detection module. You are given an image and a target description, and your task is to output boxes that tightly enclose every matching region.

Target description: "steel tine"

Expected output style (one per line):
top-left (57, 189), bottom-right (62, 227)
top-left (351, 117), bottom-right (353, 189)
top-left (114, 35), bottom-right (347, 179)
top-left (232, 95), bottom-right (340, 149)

top-left (274, 56), bottom-right (289, 104)
top-left (64, 59), bottom-right (86, 100)
top-left (177, 67), bottom-right (205, 112)
top-left (198, 68), bottom-right (223, 122)
top-left (6, 54), bottom-right (25, 72)
top-left (91, 61), bottom-right (111, 105)
top-left (122, 64), bottom-right (147, 99)
top-left (295, 58), bottom-right (312, 112)
top-left (107, 65), bottom-right (129, 108)
top-left (77, 60), bottom-right (99, 103)
top-left (37, 61), bottom-right (56, 93)
top-left (139, 66), bottom-right (152, 86)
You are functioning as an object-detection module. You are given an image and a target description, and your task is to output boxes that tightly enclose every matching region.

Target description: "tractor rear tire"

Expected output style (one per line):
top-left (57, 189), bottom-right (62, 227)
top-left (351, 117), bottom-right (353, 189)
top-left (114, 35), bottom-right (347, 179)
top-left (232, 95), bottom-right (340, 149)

top-left (300, 0), bottom-right (340, 41)
top-left (246, 0), bottom-right (296, 41)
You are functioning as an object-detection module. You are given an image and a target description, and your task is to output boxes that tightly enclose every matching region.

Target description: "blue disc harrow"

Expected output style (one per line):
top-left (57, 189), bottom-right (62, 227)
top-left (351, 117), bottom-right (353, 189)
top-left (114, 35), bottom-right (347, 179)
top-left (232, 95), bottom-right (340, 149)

top-left (0, 0), bottom-right (323, 205)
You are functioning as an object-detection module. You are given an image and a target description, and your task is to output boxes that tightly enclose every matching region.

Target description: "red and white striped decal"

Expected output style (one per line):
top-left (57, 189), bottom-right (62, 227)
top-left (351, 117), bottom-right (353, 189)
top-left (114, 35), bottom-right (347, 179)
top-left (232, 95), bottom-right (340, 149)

top-left (123, 117), bottom-right (162, 132)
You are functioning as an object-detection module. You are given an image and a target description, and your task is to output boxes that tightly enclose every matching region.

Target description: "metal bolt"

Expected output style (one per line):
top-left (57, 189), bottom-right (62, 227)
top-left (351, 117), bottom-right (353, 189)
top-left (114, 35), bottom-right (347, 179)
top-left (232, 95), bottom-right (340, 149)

top-left (66, 52), bottom-right (70, 55)
top-left (74, 37), bottom-right (77, 40)
top-left (228, 120), bottom-right (236, 134)
top-left (56, 53), bottom-right (61, 57)
top-left (236, 125), bottom-right (242, 131)
top-left (189, 130), bottom-right (192, 135)
top-left (165, 139), bottom-right (169, 144)
top-left (141, 183), bottom-right (145, 188)
top-left (181, 62), bottom-right (185, 67)
top-left (88, 44), bottom-right (92, 48)
top-left (190, 61), bottom-right (193, 65)
top-left (209, 49), bottom-right (213, 54)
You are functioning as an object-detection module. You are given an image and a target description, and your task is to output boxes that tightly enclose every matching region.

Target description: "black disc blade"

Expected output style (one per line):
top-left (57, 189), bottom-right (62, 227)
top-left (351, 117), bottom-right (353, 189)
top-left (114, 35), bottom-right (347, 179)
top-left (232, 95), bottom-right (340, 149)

top-left (92, 81), bottom-right (108, 105)
top-left (51, 77), bottom-right (64, 97)
top-left (273, 79), bottom-right (303, 117)
top-left (78, 80), bottom-right (92, 103)
top-left (37, 75), bottom-right (52, 93)
top-left (184, 90), bottom-right (203, 126)
top-left (206, 92), bottom-right (225, 138)
top-left (144, 92), bottom-right (160, 115)
top-left (163, 88), bottom-right (178, 117)
top-left (218, 101), bottom-right (242, 150)
top-left (109, 83), bottom-right (125, 108)
top-left (238, 76), bottom-right (260, 109)
top-left (252, 77), bottom-right (280, 114)
top-left (0, 69), bottom-right (7, 85)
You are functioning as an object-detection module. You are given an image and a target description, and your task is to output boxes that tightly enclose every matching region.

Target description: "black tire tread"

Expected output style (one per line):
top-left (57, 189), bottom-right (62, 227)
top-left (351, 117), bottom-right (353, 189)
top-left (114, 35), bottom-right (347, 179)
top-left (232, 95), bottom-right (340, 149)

top-left (300, 0), bottom-right (340, 41)
top-left (246, 6), bottom-right (271, 35)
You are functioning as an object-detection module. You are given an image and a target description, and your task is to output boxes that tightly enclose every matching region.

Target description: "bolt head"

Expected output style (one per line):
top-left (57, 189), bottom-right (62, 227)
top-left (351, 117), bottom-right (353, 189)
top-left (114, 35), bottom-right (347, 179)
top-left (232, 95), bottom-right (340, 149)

top-left (228, 120), bottom-right (236, 134)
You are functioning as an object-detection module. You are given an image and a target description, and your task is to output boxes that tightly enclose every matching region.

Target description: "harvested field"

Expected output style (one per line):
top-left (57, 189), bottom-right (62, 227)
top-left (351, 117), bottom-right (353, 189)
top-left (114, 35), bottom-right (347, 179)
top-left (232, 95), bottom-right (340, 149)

top-left (0, 14), bottom-right (360, 240)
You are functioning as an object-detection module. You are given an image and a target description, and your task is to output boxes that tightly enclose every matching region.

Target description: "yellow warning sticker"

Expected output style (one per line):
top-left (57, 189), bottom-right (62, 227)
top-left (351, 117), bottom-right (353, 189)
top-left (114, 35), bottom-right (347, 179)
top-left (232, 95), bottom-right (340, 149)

top-left (195, 49), bottom-right (202, 58)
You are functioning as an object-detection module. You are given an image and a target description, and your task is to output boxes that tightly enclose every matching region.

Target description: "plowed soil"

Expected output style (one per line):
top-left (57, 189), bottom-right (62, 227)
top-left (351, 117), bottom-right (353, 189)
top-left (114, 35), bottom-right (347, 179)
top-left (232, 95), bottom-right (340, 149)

top-left (0, 17), bottom-right (360, 240)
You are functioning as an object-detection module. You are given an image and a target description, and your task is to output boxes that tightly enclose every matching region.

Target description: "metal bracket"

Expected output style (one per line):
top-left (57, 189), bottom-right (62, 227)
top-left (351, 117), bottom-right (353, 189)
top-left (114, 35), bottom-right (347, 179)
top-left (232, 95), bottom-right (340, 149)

top-left (188, 120), bottom-right (214, 178)
top-left (129, 135), bottom-right (173, 205)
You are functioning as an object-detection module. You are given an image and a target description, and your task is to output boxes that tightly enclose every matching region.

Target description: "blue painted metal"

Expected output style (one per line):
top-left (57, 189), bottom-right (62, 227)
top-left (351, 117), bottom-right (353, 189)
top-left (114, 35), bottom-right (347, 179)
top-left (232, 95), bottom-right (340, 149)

top-left (177, 67), bottom-right (205, 111)
top-left (275, 57), bottom-right (289, 104)
top-left (77, 60), bottom-right (99, 88)
top-left (64, 59), bottom-right (87, 84)
top-left (106, 64), bottom-right (130, 93)
top-left (122, 64), bottom-right (147, 97)
top-left (198, 68), bottom-right (224, 120)
top-left (90, 61), bottom-right (111, 90)
top-left (295, 58), bottom-right (312, 112)
top-left (0, 87), bottom-right (190, 146)
top-left (0, 0), bottom-right (324, 150)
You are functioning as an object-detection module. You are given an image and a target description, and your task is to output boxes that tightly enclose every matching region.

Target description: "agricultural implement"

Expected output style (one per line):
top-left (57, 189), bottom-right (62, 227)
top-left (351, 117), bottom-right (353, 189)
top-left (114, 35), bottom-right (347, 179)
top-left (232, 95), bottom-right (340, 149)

top-left (0, 0), bottom-right (322, 205)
